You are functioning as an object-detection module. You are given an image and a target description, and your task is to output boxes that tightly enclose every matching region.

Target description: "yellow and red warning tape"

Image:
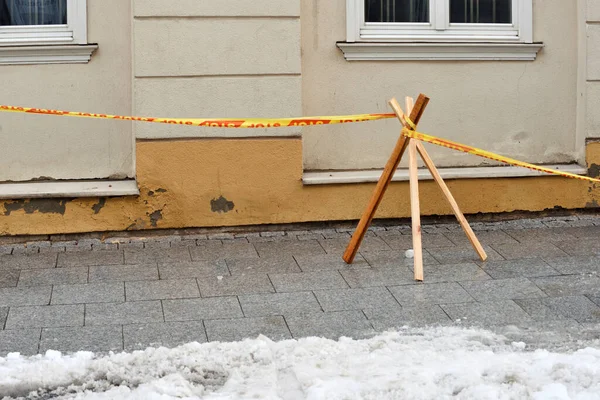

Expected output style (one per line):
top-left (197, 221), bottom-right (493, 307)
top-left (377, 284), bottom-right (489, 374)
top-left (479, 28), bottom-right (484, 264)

top-left (0, 105), bottom-right (395, 128)
top-left (402, 129), bottom-right (600, 184)
top-left (1, 103), bottom-right (598, 183)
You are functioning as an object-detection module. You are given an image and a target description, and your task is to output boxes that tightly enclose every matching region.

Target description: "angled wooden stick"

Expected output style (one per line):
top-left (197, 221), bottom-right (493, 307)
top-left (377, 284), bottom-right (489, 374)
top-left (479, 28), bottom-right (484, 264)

top-left (415, 140), bottom-right (488, 261)
top-left (405, 97), bottom-right (424, 281)
top-left (343, 94), bottom-right (430, 264)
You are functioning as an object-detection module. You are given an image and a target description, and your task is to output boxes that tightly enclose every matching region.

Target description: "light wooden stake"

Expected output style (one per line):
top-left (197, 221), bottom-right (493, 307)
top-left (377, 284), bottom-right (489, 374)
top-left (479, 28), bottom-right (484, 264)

top-left (343, 93), bottom-right (487, 281)
top-left (342, 94), bottom-right (430, 264)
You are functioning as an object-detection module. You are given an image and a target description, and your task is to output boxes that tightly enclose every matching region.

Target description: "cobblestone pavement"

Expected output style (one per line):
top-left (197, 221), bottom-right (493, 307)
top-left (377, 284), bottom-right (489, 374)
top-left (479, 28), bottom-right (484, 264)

top-left (1, 214), bottom-right (600, 355)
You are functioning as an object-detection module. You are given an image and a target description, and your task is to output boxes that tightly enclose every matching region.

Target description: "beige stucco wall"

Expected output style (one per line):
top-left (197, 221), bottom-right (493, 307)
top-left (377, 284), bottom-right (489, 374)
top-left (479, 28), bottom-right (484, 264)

top-left (586, 0), bottom-right (600, 139)
top-left (132, 0), bottom-right (302, 139)
top-left (0, 0), bottom-right (133, 182)
top-left (301, 0), bottom-right (579, 170)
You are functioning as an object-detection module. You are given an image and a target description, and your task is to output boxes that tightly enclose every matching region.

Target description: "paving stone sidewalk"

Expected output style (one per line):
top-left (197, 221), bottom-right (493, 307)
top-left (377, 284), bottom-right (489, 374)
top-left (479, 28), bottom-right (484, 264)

top-left (2, 214), bottom-right (600, 355)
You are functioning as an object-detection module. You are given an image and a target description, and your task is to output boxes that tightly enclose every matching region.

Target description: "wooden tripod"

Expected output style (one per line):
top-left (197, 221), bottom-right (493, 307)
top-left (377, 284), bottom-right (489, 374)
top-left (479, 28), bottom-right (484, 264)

top-left (342, 94), bottom-right (487, 281)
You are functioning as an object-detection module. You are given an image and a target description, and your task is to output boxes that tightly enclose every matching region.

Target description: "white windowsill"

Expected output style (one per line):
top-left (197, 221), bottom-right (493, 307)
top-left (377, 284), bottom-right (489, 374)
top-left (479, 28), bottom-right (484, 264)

top-left (0, 179), bottom-right (139, 199)
top-left (303, 164), bottom-right (587, 185)
top-left (0, 44), bottom-right (98, 65)
top-left (336, 42), bottom-right (544, 61)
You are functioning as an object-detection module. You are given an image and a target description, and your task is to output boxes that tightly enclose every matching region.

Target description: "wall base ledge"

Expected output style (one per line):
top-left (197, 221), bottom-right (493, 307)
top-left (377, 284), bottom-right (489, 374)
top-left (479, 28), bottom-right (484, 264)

top-left (303, 164), bottom-right (587, 185)
top-left (0, 179), bottom-right (139, 199)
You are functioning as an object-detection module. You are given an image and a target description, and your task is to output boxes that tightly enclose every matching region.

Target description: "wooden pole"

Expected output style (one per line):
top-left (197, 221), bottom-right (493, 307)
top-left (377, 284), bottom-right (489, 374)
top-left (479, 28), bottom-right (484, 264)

top-left (415, 141), bottom-right (488, 261)
top-left (343, 94), bottom-right (430, 264)
top-left (405, 97), bottom-right (424, 281)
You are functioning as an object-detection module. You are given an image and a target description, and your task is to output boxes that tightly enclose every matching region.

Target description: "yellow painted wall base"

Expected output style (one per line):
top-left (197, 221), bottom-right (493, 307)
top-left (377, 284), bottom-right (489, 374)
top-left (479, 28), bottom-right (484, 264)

top-left (1, 138), bottom-right (600, 236)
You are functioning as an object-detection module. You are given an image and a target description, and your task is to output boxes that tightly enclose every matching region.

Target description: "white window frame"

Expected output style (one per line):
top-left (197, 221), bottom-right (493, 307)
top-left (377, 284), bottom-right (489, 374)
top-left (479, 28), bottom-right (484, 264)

top-left (0, 0), bottom-right (96, 64)
top-left (0, 0), bottom-right (87, 46)
top-left (347, 0), bottom-right (532, 43)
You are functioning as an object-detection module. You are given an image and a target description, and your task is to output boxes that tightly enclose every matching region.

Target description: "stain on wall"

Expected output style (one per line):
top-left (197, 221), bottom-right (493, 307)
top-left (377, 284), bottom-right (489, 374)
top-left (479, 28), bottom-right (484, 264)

top-left (3, 199), bottom-right (71, 216)
top-left (211, 196), bottom-right (235, 213)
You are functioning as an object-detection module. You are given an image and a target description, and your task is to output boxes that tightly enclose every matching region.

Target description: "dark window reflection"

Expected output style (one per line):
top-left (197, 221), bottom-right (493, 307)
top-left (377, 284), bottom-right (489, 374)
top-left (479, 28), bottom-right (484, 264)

top-left (0, 0), bottom-right (67, 26)
top-left (450, 0), bottom-right (511, 23)
top-left (365, 0), bottom-right (429, 23)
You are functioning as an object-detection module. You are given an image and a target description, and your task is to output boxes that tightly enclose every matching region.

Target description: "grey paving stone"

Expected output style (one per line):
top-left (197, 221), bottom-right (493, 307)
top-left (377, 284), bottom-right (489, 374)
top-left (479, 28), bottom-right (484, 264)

top-left (18, 267), bottom-right (88, 287)
top-left (205, 316), bottom-right (292, 342)
top-left (588, 295), bottom-right (600, 307)
top-left (388, 282), bottom-right (475, 306)
top-left (0, 329), bottom-right (41, 356)
top-left (126, 279), bottom-right (200, 301)
top-left (543, 256), bottom-right (600, 275)
top-left (505, 228), bottom-right (577, 243)
top-left (190, 241), bottom-right (258, 261)
top-left (163, 297), bottom-right (243, 321)
top-left (318, 237), bottom-right (391, 254)
top-left (515, 296), bottom-right (600, 323)
top-left (364, 304), bottom-right (452, 329)
top-left (159, 260), bottom-right (228, 279)
top-left (269, 271), bottom-right (348, 292)
top-left (0, 286), bottom-right (51, 307)
top-left (40, 325), bottom-right (123, 353)
top-left (443, 230), bottom-right (519, 247)
top-left (0, 306), bottom-right (7, 328)
top-left (532, 275), bottom-right (600, 297)
top-left (554, 239), bottom-right (600, 257)
top-left (459, 278), bottom-right (547, 301)
top-left (124, 248), bottom-right (191, 265)
top-left (239, 292), bottom-right (322, 317)
top-left (313, 287), bottom-right (399, 312)
top-left (197, 274), bottom-right (274, 297)
top-left (253, 240), bottom-right (326, 258)
top-left (340, 267), bottom-right (416, 288)
top-left (491, 243), bottom-right (569, 260)
top-left (441, 301), bottom-right (532, 326)
top-left (0, 269), bottom-right (19, 288)
top-left (285, 311), bottom-right (376, 340)
top-left (415, 263), bottom-right (492, 283)
top-left (51, 282), bottom-right (124, 305)
top-left (559, 226), bottom-right (600, 239)
top-left (379, 233), bottom-right (454, 250)
top-left (226, 256), bottom-right (300, 275)
top-left (58, 250), bottom-right (123, 267)
top-left (89, 264), bottom-right (160, 282)
top-left (478, 258), bottom-right (560, 279)
top-left (427, 246), bottom-right (504, 264)
top-left (6, 304), bottom-right (84, 329)
top-left (0, 253), bottom-right (57, 270)
top-left (85, 301), bottom-right (163, 326)
top-left (294, 253), bottom-right (369, 272)
top-left (361, 250), bottom-right (439, 268)
top-left (124, 321), bottom-right (207, 351)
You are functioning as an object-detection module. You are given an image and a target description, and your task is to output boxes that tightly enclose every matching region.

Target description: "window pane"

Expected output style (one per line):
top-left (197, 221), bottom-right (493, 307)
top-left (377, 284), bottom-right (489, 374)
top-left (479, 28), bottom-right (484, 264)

top-left (450, 0), bottom-right (511, 23)
top-left (365, 0), bottom-right (429, 23)
top-left (0, 0), bottom-right (67, 26)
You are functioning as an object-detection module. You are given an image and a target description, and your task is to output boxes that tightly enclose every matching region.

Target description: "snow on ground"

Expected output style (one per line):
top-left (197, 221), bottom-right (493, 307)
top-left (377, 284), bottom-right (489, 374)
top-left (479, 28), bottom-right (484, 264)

top-left (1, 327), bottom-right (600, 400)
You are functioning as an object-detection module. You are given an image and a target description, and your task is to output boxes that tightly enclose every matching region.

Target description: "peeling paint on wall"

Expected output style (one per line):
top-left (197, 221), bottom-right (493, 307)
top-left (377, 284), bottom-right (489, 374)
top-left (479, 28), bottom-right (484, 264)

top-left (148, 209), bottom-right (163, 227)
top-left (211, 196), bottom-right (235, 213)
top-left (589, 164), bottom-right (600, 178)
top-left (3, 199), bottom-right (70, 216)
top-left (91, 198), bottom-right (107, 214)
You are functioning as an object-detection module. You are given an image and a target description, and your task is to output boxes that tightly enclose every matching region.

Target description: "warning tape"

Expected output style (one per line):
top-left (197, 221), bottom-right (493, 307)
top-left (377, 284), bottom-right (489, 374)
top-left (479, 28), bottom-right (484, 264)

top-left (403, 128), bottom-right (600, 184)
top-left (0, 105), bottom-right (395, 128)
top-left (2, 103), bottom-right (597, 183)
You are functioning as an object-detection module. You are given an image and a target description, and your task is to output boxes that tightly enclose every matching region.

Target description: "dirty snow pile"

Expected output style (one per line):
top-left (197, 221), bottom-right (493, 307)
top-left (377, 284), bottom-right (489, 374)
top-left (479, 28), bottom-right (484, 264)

top-left (1, 327), bottom-right (600, 399)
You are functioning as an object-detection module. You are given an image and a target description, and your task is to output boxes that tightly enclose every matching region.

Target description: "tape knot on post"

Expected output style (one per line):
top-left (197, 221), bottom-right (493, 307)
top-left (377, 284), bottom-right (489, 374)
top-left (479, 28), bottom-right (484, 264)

top-left (403, 115), bottom-right (416, 131)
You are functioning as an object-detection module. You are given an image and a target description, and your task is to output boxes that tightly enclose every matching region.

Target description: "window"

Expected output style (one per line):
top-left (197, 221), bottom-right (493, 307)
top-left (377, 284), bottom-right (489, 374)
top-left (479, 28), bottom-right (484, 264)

top-left (0, 0), bottom-right (86, 45)
top-left (0, 0), bottom-right (95, 64)
top-left (340, 0), bottom-right (541, 60)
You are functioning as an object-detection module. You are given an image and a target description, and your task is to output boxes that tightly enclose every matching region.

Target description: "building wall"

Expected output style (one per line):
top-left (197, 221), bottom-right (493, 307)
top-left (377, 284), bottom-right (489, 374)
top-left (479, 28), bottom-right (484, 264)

top-left (301, 0), bottom-right (580, 170)
top-left (0, 0), bottom-right (133, 182)
top-left (2, 138), bottom-right (600, 236)
top-left (131, 0), bottom-right (302, 140)
top-left (586, 0), bottom-right (600, 141)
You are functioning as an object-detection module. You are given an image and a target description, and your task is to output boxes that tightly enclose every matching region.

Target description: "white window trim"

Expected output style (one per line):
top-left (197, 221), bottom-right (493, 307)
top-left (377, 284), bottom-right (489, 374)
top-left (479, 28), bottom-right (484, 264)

top-left (341, 0), bottom-right (542, 61)
top-left (0, 0), bottom-right (96, 64)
